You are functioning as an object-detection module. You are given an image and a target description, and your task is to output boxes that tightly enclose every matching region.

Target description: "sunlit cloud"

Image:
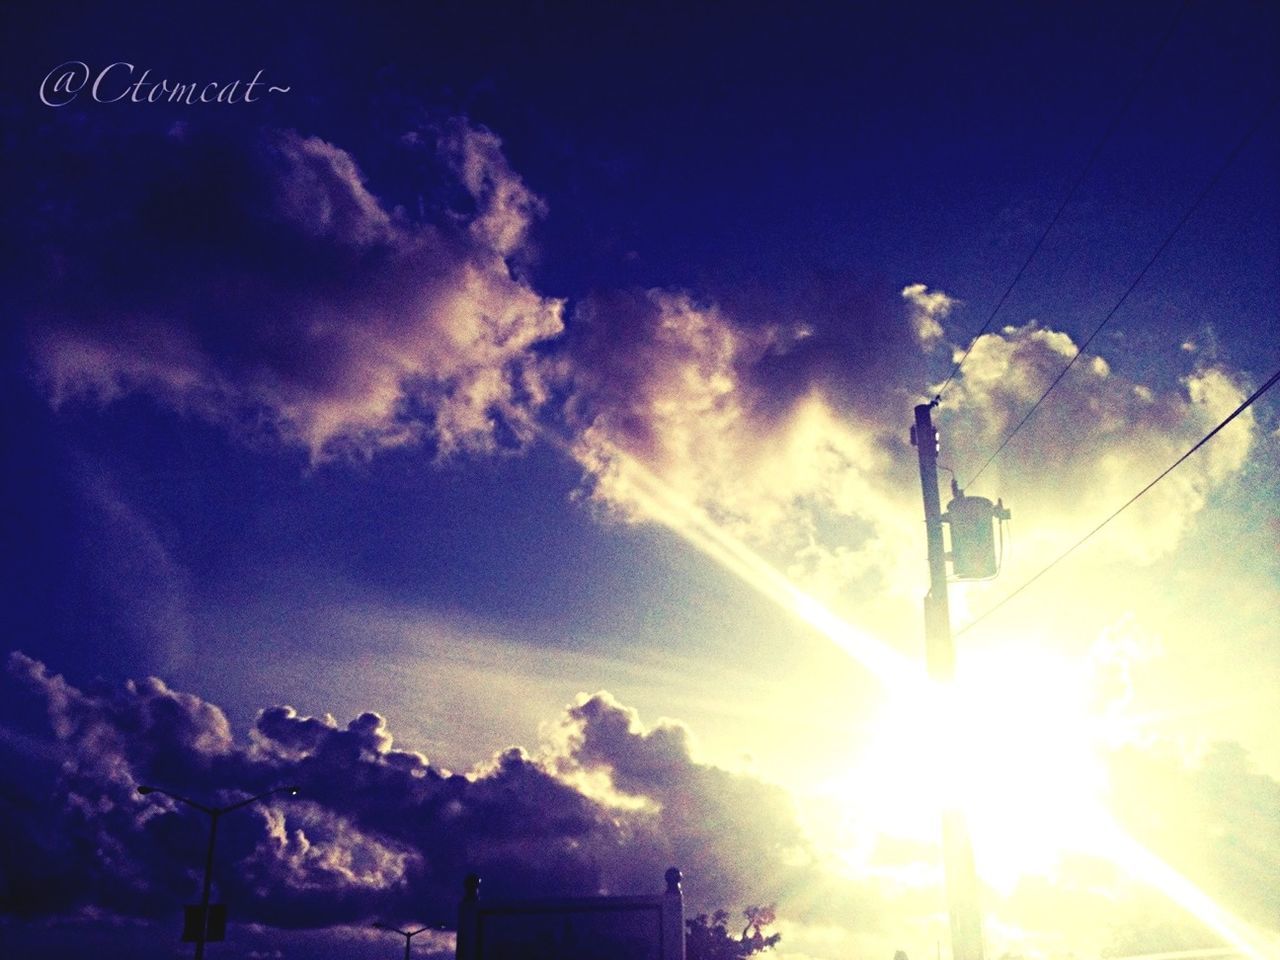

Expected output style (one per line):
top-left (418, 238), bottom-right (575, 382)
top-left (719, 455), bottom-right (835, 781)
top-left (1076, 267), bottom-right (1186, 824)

top-left (29, 124), bottom-right (563, 462)
top-left (542, 424), bottom-right (1279, 957)
top-left (13, 100), bottom-right (1277, 959)
top-left (554, 423), bottom-right (919, 692)
top-left (937, 322), bottom-right (1257, 566)
top-left (902, 282), bottom-right (959, 347)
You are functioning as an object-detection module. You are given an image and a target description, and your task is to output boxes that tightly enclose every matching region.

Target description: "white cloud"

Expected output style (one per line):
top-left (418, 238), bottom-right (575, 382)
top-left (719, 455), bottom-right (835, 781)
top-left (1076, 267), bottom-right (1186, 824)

top-left (936, 323), bottom-right (1254, 568)
top-left (559, 284), bottom-right (1266, 666)
top-left (901, 282), bottom-right (958, 346)
top-left (938, 322), bottom-right (1257, 565)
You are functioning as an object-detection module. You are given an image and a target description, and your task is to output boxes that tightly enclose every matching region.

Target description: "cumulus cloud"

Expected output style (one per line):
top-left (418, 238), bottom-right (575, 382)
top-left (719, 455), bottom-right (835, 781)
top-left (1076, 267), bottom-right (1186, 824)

top-left (566, 289), bottom-right (780, 523)
top-left (549, 692), bottom-right (811, 909)
top-left (7, 654), bottom-right (1280, 957)
top-left (23, 117), bottom-right (1253, 627)
top-left (25, 123), bottom-right (563, 462)
top-left (0, 655), bottom-right (814, 932)
top-left (562, 288), bottom-right (924, 626)
top-left (937, 322), bottom-right (1257, 565)
top-left (560, 277), bottom-right (1260, 623)
top-left (440, 121), bottom-right (548, 259)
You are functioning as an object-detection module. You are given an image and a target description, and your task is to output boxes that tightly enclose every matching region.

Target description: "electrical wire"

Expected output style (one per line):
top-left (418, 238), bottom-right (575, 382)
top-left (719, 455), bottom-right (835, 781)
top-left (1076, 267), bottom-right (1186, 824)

top-left (954, 362), bottom-right (1280, 637)
top-left (931, 0), bottom-right (1189, 404)
top-left (964, 93), bottom-right (1280, 488)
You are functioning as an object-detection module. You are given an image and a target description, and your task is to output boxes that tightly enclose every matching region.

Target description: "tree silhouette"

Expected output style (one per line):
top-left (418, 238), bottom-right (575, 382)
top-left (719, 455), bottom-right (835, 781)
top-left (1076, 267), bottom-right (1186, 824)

top-left (685, 905), bottom-right (781, 959)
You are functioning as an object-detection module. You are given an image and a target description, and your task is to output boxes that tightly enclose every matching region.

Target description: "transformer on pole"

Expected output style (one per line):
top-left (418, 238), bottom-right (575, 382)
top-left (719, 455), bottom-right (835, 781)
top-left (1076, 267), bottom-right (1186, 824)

top-left (944, 487), bottom-right (1010, 581)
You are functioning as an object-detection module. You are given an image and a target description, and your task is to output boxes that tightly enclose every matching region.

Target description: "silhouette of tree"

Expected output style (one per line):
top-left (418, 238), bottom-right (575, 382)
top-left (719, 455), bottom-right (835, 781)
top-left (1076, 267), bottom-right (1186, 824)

top-left (685, 905), bottom-right (781, 959)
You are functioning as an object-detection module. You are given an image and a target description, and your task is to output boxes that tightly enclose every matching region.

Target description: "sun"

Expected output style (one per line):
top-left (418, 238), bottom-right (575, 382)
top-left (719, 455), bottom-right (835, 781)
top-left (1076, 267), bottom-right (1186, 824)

top-left (851, 644), bottom-right (1120, 890)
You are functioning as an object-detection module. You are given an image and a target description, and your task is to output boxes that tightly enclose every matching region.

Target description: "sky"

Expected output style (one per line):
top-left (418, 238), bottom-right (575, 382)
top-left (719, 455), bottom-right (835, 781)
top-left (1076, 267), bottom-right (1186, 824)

top-left (1, 2), bottom-right (1278, 959)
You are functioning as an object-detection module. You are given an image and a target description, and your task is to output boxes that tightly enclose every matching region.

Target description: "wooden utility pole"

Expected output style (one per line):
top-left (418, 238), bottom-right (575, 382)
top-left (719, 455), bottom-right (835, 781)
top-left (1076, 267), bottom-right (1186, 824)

top-left (912, 402), bottom-right (985, 960)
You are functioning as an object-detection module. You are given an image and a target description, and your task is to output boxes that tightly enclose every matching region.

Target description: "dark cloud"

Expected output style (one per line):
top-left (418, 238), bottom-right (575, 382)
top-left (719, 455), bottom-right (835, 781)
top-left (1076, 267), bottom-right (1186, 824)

top-left (20, 120), bottom-right (562, 462)
top-left (6, 657), bottom-right (1279, 955)
top-left (555, 692), bottom-right (811, 910)
top-left (560, 282), bottom-right (908, 482)
top-left (0, 654), bottom-right (812, 934)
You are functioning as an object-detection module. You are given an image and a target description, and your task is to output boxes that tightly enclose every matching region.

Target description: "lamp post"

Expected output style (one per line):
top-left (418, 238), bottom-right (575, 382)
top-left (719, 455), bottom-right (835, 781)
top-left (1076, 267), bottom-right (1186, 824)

top-left (372, 922), bottom-right (433, 960)
top-left (138, 784), bottom-right (300, 960)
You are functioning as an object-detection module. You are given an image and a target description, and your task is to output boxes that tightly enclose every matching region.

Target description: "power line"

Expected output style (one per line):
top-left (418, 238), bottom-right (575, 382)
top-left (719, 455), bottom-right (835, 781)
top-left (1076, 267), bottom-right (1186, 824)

top-left (954, 362), bottom-right (1280, 638)
top-left (964, 93), bottom-right (1280, 488)
top-left (932, 0), bottom-right (1189, 404)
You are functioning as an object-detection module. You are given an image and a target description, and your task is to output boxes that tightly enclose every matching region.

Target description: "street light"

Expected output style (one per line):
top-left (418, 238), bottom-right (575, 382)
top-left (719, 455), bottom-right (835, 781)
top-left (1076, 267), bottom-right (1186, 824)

top-left (138, 784), bottom-right (300, 960)
top-left (372, 922), bottom-right (434, 960)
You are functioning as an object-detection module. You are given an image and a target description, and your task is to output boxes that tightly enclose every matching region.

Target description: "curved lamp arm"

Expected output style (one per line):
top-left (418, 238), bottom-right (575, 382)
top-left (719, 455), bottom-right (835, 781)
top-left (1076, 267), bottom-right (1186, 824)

top-left (138, 785), bottom-right (300, 816)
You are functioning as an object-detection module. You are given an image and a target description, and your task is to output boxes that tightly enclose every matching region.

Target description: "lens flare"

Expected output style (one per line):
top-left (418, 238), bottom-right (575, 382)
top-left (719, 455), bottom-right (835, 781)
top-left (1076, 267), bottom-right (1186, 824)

top-left (1098, 822), bottom-right (1280, 960)
top-left (537, 426), bottom-right (1274, 957)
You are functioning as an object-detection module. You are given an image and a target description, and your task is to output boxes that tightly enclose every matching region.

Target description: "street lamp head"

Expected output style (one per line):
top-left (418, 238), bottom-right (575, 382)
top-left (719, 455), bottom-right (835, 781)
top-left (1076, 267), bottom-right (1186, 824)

top-left (284, 786), bottom-right (301, 796)
top-left (137, 785), bottom-right (157, 795)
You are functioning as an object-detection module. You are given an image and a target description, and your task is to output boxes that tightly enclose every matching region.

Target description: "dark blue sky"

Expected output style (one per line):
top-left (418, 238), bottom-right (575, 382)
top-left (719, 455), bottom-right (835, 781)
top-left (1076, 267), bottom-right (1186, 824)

top-left (2, 3), bottom-right (1278, 958)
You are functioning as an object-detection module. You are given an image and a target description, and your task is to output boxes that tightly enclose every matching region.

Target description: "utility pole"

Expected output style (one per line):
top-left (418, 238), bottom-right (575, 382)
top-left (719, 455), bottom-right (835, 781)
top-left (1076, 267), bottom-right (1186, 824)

top-left (911, 402), bottom-right (985, 960)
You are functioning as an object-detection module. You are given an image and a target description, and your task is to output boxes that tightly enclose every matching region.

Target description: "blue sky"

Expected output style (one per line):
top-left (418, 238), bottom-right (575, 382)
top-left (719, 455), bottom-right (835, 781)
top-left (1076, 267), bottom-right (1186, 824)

top-left (2, 3), bottom-right (1278, 958)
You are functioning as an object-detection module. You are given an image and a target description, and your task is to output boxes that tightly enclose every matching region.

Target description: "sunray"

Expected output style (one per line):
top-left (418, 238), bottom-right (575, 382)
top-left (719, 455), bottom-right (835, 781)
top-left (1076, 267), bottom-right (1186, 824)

top-left (1098, 819), bottom-right (1280, 960)
top-left (535, 422), bottom-right (1275, 956)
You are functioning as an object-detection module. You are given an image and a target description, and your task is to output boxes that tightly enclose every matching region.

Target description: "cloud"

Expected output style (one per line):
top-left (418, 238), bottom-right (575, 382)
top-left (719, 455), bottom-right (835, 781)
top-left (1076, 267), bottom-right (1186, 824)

top-left (562, 287), bottom-right (923, 626)
top-left (560, 278), bottom-right (1261, 626)
top-left (440, 121), bottom-right (548, 259)
top-left (938, 321), bottom-right (1257, 565)
top-left (0, 654), bottom-right (814, 931)
top-left (559, 282), bottom-right (1259, 647)
top-left (566, 288), bottom-right (783, 524)
top-left (549, 692), bottom-right (811, 909)
top-left (901, 282), bottom-right (957, 346)
top-left (24, 122), bottom-right (563, 462)
top-left (7, 652), bottom-right (1280, 957)
top-left (1108, 738), bottom-right (1280, 934)
top-left (23, 118), bottom-right (1254, 625)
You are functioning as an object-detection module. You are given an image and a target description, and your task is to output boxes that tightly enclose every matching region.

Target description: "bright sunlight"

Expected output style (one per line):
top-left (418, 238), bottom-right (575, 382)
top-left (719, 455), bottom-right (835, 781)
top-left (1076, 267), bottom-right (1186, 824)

top-left (854, 646), bottom-right (1116, 890)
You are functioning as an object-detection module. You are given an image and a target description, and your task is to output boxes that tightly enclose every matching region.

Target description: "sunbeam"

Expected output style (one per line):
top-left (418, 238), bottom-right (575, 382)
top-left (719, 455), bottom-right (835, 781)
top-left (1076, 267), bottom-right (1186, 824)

top-left (552, 431), bottom-right (1276, 959)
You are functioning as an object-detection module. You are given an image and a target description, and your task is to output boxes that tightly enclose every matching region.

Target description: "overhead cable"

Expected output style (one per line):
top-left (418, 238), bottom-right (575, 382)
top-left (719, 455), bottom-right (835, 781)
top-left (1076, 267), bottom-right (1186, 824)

top-left (955, 362), bottom-right (1280, 637)
top-left (965, 93), bottom-right (1280, 488)
top-left (932, 0), bottom-right (1189, 404)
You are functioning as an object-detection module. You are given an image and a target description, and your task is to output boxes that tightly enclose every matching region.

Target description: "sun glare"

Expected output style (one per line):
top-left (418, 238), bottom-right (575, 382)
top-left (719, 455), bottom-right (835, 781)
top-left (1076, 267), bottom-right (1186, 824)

top-left (537, 428), bottom-right (1274, 957)
top-left (854, 646), bottom-right (1115, 889)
